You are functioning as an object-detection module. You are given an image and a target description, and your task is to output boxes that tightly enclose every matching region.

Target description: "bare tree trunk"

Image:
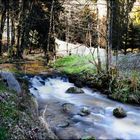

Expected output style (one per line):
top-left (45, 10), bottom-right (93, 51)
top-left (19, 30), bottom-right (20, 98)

top-left (6, 0), bottom-right (10, 49)
top-left (106, 1), bottom-right (109, 73)
top-left (66, 7), bottom-right (71, 55)
top-left (97, 8), bottom-right (102, 73)
top-left (124, 0), bottom-right (130, 55)
top-left (11, 18), bottom-right (15, 46)
top-left (17, 25), bottom-right (21, 57)
top-left (106, 0), bottom-right (113, 74)
top-left (47, 0), bottom-right (54, 55)
top-left (66, 19), bottom-right (69, 55)
top-left (0, 9), bottom-right (6, 56)
top-left (16, 0), bottom-right (25, 58)
top-left (45, 0), bottom-right (55, 64)
top-left (109, 1), bottom-right (113, 71)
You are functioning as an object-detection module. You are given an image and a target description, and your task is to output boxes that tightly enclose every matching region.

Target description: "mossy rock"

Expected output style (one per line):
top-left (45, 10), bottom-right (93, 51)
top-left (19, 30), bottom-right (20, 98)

top-left (113, 107), bottom-right (127, 118)
top-left (65, 87), bottom-right (84, 94)
top-left (81, 136), bottom-right (96, 140)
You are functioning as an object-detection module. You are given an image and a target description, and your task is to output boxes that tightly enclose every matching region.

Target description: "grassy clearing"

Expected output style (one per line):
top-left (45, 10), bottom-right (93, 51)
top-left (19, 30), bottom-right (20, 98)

top-left (53, 55), bottom-right (96, 74)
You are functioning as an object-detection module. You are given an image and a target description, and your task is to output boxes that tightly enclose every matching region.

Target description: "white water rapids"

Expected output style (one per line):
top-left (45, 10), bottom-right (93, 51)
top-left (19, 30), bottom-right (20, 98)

top-left (29, 76), bottom-right (140, 139)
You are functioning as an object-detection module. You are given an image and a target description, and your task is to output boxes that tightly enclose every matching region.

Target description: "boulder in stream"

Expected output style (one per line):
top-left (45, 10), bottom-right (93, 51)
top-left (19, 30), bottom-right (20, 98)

top-left (78, 107), bottom-right (90, 116)
top-left (113, 107), bottom-right (127, 118)
top-left (62, 103), bottom-right (77, 115)
top-left (65, 87), bottom-right (84, 94)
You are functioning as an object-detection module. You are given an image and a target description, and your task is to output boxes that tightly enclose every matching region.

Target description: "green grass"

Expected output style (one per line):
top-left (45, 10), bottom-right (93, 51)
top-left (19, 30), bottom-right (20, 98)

top-left (0, 81), bottom-right (19, 139)
top-left (0, 81), bottom-right (7, 91)
top-left (53, 55), bottom-right (96, 74)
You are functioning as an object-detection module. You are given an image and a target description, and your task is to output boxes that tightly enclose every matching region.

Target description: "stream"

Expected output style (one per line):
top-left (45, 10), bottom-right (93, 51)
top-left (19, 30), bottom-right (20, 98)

top-left (29, 75), bottom-right (140, 139)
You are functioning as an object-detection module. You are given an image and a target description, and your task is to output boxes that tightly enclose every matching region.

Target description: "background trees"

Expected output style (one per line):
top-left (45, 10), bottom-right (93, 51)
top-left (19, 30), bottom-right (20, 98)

top-left (0, 0), bottom-right (62, 58)
top-left (0, 0), bottom-right (140, 63)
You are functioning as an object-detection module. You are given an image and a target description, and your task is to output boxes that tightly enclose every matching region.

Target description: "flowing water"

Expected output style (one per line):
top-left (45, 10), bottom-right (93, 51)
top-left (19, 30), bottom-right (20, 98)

top-left (29, 76), bottom-right (140, 139)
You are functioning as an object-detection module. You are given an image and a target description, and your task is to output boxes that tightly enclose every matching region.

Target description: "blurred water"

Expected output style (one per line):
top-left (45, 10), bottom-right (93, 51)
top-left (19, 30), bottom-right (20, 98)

top-left (29, 76), bottom-right (140, 139)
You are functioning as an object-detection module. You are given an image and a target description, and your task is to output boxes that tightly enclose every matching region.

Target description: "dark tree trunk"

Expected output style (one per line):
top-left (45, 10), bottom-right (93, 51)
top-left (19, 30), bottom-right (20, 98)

top-left (0, 4), bottom-right (6, 56)
top-left (6, 0), bottom-right (10, 48)
top-left (46, 0), bottom-right (55, 61)
top-left (16, 0), bottom-right (25, 58)
top-left (11, 19), bottom-right (15, 46)
top-left (17, 25), bottom-right (22, 58)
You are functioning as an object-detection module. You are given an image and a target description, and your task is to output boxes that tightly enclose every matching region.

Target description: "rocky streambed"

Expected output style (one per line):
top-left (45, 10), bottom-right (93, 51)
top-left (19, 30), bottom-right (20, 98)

top-left (29, 75), bottom-right (140, 139)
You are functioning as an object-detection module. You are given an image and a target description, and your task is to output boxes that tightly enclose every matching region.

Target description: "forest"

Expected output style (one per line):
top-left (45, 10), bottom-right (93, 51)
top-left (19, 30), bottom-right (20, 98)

top-left (0, 0), bottom-right (140, 139)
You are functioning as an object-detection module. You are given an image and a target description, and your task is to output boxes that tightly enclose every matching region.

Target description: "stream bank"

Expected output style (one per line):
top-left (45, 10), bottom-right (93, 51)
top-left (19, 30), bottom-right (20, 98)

top-left (1, 55), bottom-right (140, 105)
top-left (0, 72), bottom-right (57, 140)
top-left (53, 54), bottom-right (140, 105)
top-left (62, 72), bottom-right (140, 105)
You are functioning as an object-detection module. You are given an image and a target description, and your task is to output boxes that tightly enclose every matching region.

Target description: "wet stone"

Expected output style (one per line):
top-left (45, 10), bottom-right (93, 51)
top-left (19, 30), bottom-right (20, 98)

top-left (66, 87), bottom-right (84, 94)
top-left (39, 80), bottom-right (45, 85)
top-left (57, 122), bottom-right (70, 128)
top-left (62, 103), bottom-right (76, 114)
top-left (34, 87), bottom-right (38, 90)
top-left (81, 136), bottom-right (96, 140)
top-left (78, 107), bottom-right (90, 116)
top-left (113, 107), bottom-right (127, 118)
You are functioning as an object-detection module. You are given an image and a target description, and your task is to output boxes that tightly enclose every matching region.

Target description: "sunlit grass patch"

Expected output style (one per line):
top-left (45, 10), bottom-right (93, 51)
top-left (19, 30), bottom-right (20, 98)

top-left (54, 55), bottom-right (95, 74)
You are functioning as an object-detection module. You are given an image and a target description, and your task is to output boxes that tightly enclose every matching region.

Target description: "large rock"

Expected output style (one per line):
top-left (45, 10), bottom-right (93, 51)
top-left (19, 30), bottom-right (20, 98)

top-left (0, 71), bottom-right (21, 93)
top-left (113, 107), bottom-right (127, 118)
top-left (65, 87), bottom-right (84, 94)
